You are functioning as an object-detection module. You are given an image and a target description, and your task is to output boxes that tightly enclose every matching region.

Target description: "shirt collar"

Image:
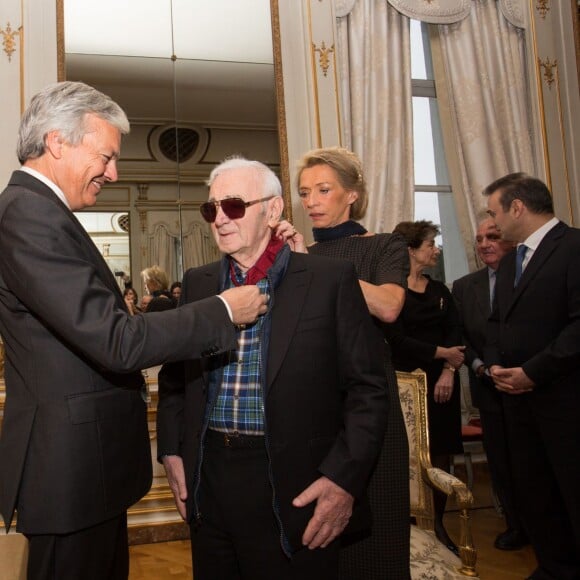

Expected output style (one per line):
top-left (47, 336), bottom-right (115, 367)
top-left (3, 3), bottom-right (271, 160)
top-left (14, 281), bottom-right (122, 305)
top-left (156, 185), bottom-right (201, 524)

top-left (520, 216), bottom-right (559, 252)
top-left (19, 166), bottom-right (71, 210)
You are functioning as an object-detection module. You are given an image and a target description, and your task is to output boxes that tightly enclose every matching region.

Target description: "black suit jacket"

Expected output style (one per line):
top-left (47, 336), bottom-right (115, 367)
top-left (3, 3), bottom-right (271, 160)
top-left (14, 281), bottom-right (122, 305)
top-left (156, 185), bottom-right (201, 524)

top-left (0, 170), bottom-right (237, 534)
top-left (484, 221), bottom-right (580, 416)
top-left (452, 267), bottom-right (501, 412)
top-left (156, 253), bottom-right (388, 551)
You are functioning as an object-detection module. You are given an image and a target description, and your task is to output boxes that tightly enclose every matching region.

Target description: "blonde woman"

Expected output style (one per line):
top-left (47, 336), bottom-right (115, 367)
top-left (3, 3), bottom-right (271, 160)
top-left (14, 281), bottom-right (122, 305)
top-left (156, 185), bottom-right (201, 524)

top-left (296, 146), bottom-right (410, 580)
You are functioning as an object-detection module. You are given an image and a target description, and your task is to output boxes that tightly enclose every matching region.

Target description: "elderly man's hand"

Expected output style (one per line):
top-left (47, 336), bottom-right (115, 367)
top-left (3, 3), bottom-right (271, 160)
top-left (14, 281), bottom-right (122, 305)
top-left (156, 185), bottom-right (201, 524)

top-left (162, 455), bottom-right (188, 520)
top-left (490, 365), bottom-right (535, 394)
top-left (292, 476), bottom-right (354, 549)
top-left (220, 286), bottom-right (268, 324)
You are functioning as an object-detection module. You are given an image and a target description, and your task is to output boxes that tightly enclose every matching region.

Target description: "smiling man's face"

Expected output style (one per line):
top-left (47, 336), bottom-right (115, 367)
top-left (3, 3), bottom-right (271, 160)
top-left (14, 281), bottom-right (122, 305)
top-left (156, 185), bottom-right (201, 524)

top-left (58, 113), bottom-right (121, 211)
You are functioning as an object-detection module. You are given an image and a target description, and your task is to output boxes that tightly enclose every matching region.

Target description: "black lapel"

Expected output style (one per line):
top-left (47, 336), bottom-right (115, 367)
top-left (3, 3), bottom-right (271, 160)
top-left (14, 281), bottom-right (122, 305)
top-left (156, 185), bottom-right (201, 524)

top-left (472, 268), bottom-right (491, 317)
top-left (266, 255), bottom-right (311, 391)
top-left (11, 171), bottom-right (123, 301)
top-left (506, 221), bottom-right (566, 316)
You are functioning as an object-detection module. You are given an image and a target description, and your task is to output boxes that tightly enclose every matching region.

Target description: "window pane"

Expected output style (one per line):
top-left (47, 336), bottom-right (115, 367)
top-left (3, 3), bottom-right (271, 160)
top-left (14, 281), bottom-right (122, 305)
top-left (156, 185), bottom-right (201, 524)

top-left (414, 192), bottom-right (469, 283)
top-left (413, 97), bottom-right (436, 184)
top-left (413, 96), bottom-right (450, 186)
top-left (410, 20), bottom-right (433, 80)
top-left (414, 191), bottom-right (442, 239)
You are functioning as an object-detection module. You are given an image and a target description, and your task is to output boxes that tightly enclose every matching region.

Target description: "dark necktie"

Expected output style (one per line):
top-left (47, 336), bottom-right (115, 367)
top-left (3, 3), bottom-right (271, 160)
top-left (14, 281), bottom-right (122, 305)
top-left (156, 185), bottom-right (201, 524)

top-left (514, 244), bottom-right (527, 287)
top-left (489, 270), bottom-right (496, 308)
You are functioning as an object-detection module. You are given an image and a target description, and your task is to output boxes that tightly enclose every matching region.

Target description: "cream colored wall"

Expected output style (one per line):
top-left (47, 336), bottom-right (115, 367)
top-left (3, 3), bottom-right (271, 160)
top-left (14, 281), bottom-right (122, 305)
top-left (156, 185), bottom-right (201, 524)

top-left (277, 0), bottom-right (344, 243)
top-left (527, 0), bottom-right (580, 225)
top-left (0, 0), bottom-right (58, 185)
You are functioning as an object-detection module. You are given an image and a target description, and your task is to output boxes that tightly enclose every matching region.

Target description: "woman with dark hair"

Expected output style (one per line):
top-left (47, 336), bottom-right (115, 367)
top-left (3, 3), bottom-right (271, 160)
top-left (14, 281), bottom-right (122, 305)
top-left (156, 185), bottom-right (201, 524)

top-left (293, 146), bottom-right (410, 580)
top-left (389, 220), bottom-right (465, 555)
top-left (170, 281), bottom-right (182, 304)
top-left (123, 287), bottom-right (141, 315)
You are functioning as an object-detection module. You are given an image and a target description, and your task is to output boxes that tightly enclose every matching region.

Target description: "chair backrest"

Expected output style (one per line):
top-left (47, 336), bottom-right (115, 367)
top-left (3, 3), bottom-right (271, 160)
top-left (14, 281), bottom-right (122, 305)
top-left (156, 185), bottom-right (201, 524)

top-left (396, 369), bottom-right (435, 529)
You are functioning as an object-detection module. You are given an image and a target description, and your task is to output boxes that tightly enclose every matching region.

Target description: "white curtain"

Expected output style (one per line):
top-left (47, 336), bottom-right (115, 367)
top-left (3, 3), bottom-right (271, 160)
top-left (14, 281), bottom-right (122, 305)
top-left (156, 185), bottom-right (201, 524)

top-left (336, 0), bottom-right (414, 233)
top-left (434, 0), bottom-right (537, 231)
top-left (182, 223), bottom-right (220, 272)
top-left (147, 224), bottom-right (178, 285)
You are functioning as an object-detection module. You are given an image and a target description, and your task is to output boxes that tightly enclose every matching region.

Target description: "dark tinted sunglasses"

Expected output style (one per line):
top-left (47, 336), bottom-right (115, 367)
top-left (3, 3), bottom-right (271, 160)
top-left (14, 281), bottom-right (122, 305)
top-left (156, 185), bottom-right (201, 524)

top-left (200, 195), bottom-right (275, 223)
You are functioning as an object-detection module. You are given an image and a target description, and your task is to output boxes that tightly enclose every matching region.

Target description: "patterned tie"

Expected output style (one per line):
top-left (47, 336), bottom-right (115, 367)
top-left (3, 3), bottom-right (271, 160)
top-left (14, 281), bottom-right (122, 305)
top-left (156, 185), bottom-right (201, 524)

top-left (514, 244), bottom-right (527, 287)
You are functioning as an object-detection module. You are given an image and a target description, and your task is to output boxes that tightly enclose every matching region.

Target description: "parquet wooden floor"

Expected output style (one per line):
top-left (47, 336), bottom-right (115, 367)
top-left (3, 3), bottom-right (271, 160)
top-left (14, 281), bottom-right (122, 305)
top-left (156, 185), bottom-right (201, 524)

top-left (129, 463), bottom-right (537, 579)
top-left (129, 540), bottom-right (192, 579)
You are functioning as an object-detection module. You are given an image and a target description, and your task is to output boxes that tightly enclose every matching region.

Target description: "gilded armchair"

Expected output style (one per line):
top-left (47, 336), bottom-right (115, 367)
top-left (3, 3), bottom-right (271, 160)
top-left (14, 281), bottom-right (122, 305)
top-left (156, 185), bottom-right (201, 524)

top-left (397, 370), bottom-right (478, 578)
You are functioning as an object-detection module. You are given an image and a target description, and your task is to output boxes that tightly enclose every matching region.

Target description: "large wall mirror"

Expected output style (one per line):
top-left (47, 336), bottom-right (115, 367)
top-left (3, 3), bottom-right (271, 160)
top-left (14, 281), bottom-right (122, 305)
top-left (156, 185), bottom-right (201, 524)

top-left (57, 0), bottom-right (290, 296)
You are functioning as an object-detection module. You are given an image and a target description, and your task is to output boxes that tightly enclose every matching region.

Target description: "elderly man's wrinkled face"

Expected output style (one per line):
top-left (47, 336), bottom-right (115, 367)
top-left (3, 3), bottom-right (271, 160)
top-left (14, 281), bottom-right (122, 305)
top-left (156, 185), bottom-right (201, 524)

top-left (208, 167), bottom-right (282, 270)
top-left (57, 113), bottom-right (121, 211)
top-left (475, 218), bottom-right (514, 270)
top-left (140, 294), bottom-right (153, 311)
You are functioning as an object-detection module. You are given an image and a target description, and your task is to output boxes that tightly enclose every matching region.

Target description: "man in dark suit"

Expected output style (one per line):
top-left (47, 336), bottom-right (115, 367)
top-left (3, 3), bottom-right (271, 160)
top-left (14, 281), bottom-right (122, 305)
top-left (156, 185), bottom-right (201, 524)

top-left (483, 173), bottom-right (580, 580)
top-left (157, 157), bottom-right (388, 580)
top-left (452, 217), bottom-right (527, 550)
top-left (0, 82), bottom-right (267, 580)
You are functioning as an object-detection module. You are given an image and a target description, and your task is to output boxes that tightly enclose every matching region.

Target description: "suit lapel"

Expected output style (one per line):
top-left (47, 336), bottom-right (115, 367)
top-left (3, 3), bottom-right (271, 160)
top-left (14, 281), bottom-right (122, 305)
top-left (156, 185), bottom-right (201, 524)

top-left (472, 268), bottom-right (491, 318)
top-left (266, 256), bottom-right (311, 391)
top-left (190, 264), bottom-right (222, 383)
top-left (12, 171), bottom-right (123, 302)
top-left (506, 221), bottom-right (566, 316)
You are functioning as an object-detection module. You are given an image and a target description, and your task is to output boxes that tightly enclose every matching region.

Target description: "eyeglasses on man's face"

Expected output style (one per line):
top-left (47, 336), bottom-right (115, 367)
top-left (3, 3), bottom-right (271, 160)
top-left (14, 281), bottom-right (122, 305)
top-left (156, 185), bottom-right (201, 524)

top-left (200, 195), bottom-right (275, 223)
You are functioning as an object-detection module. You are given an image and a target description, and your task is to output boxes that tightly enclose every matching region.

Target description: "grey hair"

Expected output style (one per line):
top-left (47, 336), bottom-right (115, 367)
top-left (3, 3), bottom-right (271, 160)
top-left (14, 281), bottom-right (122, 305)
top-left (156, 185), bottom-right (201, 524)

top-left (17, 81), bottom-right (130, 164)
top-left (207, 155), bottom-right (282, 199)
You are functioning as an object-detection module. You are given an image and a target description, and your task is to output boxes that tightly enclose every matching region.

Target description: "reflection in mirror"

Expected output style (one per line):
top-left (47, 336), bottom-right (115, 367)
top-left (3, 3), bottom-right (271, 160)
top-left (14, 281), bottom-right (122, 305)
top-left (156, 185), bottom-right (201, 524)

top-left (74, 212), bottom-right (131, 290)
top-left (61, 0), bottom-right (283, 297)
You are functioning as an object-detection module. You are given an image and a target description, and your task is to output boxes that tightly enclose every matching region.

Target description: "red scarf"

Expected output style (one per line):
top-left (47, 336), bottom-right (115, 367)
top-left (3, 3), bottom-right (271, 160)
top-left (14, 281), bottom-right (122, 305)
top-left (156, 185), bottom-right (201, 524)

top-left (230, 234), bottom-right (285, 286)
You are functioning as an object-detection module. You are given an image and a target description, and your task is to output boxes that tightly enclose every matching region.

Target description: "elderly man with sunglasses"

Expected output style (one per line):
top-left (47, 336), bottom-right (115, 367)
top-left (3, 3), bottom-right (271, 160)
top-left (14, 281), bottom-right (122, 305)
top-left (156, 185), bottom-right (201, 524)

top-left (156, 156), bottom-right (388, 580)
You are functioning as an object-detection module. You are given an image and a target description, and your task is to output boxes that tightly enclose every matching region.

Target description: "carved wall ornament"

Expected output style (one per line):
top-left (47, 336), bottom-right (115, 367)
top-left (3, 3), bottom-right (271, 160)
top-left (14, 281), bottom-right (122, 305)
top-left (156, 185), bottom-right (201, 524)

top-left (536, 0), bottom-right (551, 19)
top-left (137, 183), bottom-right (149, 201)
top-left (539, 57), bottom-right (558, 89)
top-left (0, 22), bottom-right (21, 62)
top-left (313, 41), bottom-right (335, 77)
top-left (139, 211), bottom-right (147, 235)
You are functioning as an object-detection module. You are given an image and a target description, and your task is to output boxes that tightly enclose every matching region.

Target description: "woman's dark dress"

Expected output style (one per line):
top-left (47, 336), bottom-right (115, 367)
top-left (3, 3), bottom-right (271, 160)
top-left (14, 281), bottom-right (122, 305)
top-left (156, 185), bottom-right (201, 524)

top-left (388, 276), bottom-right (463, 456)
top-left (308, 233), bottom-right (411, 580)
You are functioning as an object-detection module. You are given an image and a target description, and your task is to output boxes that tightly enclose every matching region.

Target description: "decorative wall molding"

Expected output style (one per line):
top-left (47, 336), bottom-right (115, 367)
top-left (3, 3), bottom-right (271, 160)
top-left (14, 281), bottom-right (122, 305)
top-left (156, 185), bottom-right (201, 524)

top-left (539, 56), bottom-right (557, 88)
top-left (535, 0), bottom-right (550, 19)
top-left (0, 21), bottom-right (21, 62)
top-left (312, 40), bottom-right (335, 76)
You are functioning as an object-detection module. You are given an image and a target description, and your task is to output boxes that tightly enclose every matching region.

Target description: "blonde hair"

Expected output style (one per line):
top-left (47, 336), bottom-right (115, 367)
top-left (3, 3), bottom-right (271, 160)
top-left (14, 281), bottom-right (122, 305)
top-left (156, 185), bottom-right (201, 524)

top-left (296, 146), bottom-right (368, 220)
top-left (141, 265), bottom-right (169, 293)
